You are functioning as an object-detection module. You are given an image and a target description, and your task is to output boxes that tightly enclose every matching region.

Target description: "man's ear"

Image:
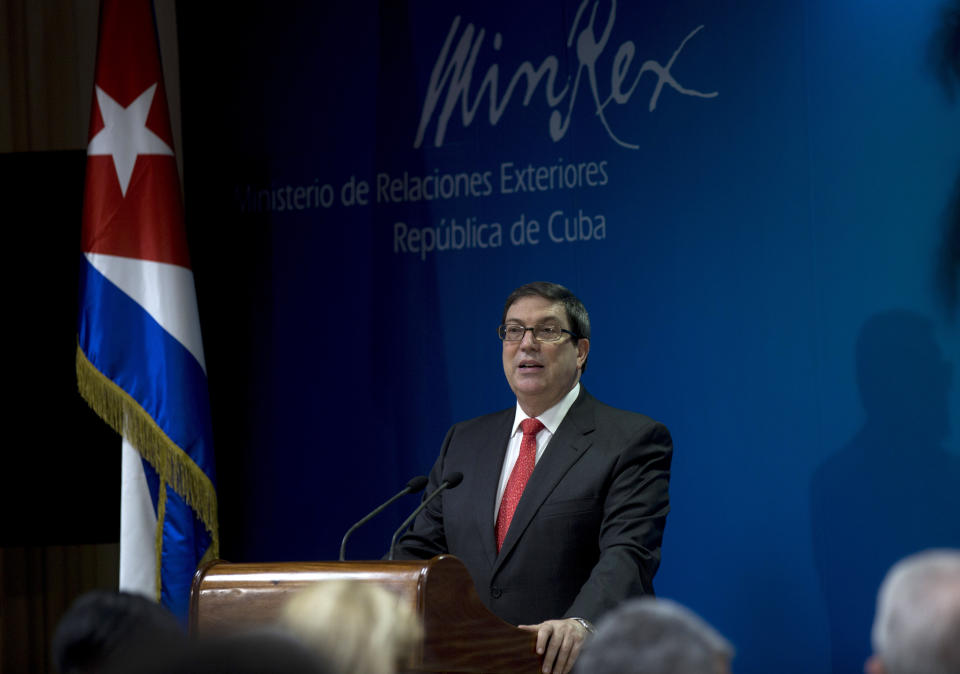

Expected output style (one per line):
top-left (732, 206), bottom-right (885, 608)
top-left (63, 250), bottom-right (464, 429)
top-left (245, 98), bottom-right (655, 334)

top-left (577, 338), bottom-right (590, 369)
top-left (865, 654), bottom-right (886, 674)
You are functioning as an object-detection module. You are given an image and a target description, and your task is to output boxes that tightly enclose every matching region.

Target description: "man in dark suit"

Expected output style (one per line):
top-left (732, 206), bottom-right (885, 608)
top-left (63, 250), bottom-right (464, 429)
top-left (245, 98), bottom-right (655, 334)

top-left (395, 282), bottom-right (672, 674)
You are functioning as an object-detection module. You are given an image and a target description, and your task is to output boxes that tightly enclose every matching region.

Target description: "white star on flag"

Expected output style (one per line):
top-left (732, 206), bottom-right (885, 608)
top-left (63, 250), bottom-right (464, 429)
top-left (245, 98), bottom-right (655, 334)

top-left (87, 83), bottom-right (174, 197)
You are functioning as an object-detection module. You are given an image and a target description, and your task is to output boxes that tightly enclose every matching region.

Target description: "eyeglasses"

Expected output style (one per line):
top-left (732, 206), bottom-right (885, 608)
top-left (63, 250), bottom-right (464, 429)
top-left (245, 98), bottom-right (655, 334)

top-left (498, 324), bottom-right (579, 343)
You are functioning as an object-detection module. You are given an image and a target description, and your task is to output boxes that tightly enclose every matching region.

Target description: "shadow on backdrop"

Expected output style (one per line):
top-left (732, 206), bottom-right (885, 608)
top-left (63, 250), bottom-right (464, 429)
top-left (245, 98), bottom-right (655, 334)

top-left (936, 170), bottom-right (960, 321)
top-left (931, 1), bottom-right (960, 320)
top-left (811, 310), bottom-right (959, 674)
top-left (930, 0), bottom-right (960, 102)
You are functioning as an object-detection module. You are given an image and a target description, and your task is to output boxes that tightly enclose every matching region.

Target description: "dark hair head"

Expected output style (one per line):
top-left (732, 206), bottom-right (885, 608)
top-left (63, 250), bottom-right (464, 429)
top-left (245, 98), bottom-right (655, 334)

top-left (128, 630), bottom-right (337, 674)
top-left (52, 590), bottom-right (185, 674)
top-left (501, 282), bottom-right (591, 374)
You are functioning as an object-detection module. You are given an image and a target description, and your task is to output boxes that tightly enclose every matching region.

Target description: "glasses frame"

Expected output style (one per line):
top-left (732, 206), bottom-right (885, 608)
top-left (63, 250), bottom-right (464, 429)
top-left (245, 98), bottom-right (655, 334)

top-left (497, 323), bottom-right (580, 343)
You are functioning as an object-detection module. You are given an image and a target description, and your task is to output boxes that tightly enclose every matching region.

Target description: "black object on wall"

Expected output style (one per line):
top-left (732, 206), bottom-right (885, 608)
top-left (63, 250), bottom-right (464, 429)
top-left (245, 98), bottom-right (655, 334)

top-left (0, 150), bottom-right (119, 546)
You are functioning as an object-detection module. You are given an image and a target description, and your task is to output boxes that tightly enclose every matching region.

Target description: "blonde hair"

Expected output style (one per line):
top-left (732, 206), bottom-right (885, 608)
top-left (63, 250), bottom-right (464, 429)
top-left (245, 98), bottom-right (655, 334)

top-left (279, 580), bottom-right (422, 674)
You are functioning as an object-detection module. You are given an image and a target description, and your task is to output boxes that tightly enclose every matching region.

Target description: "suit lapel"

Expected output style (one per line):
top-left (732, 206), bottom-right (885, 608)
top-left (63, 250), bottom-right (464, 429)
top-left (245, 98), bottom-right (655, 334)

top-left (493, 389), bottom-right (596, 573)
top-left (471, 409), bottom-right (515, 568)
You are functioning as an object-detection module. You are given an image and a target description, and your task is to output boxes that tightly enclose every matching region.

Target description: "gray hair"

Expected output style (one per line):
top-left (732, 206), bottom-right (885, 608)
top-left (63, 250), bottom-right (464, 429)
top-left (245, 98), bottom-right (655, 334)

top-left (871, 549), bottom-right (960, 674)
top-left (575, 597), bottom-right (734, 674)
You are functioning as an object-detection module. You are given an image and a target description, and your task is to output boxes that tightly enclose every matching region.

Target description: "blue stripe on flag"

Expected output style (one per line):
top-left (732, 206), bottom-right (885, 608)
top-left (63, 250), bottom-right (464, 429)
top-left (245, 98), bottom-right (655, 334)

top-left (141, 458), bottom-right (212, 620)
top-left (161, 483), bottom-right (212, 618)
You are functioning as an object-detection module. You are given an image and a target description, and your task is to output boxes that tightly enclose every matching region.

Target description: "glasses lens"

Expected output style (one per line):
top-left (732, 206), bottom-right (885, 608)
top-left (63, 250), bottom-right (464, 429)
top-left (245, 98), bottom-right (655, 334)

top-left (500, 325), bottom-right (523, 341)
top-left (534, 325), bottom-right (562, 342)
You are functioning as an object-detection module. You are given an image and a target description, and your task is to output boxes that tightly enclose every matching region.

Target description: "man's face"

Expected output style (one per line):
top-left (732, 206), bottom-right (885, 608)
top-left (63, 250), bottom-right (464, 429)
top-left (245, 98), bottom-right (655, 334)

top-left (502, 295), bottom-right (589, 416)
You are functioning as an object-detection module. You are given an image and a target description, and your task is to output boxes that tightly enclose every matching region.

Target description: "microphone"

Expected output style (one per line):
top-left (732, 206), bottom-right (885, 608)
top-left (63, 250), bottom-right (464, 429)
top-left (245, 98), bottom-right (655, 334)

top-left (388, 472), bottom-right (464, 560)
top-left (339, 475), bottom-right (429, 561)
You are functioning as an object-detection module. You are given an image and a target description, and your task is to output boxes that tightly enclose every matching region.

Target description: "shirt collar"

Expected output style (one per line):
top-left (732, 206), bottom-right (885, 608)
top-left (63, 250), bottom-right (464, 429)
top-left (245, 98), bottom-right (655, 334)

top-left (511, 382), bottom-right (581, 436)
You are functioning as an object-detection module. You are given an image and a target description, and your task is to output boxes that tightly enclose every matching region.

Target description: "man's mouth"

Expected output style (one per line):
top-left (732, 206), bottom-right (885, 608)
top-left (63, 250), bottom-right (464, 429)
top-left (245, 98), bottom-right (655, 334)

top-left (518, 361), bottom-right (543, 370)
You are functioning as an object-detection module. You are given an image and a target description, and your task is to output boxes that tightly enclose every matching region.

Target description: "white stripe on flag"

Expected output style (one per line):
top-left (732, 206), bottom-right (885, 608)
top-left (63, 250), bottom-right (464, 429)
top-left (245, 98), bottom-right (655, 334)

top-left (86, 252), bottom-right (206, 372)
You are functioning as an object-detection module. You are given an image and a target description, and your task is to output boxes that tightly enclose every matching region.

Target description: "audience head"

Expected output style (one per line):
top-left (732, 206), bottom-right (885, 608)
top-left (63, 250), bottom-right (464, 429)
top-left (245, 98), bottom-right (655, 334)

top-left (51, 590), bottom-right (185, 674)
top-left (575, 597), bottom-right (733, 674)
top-left (867, 549), bottom-right (960, 674)
top-left (279, 580), bottom-right (422, 674)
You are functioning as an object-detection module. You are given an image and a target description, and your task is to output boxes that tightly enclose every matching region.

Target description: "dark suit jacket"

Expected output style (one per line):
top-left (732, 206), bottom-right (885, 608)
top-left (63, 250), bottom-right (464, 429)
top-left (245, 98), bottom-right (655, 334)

top-left (395, 388), bottom-right (672, 626)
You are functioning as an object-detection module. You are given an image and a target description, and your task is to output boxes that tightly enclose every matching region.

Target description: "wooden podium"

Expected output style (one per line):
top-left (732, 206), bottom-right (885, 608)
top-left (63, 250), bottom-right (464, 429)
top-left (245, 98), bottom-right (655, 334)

top-left (190, 554), bottom-right (540, 673)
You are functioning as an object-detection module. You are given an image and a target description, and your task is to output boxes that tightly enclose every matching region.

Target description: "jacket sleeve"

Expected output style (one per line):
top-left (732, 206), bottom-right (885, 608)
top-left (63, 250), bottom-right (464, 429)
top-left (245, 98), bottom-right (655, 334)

top-left (391, 425), bottom-right (455, 560)
top-left (563, 419), bottom-right (673, 622)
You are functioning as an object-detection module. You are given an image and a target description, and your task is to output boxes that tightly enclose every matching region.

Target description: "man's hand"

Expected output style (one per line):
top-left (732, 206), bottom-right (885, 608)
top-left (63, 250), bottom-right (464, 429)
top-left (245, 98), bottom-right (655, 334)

top-left (518, 618), bottom-right (591, 674)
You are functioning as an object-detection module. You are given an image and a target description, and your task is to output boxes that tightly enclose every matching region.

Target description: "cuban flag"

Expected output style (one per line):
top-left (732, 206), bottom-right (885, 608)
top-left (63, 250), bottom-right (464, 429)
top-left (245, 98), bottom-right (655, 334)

top-left (76, 0), bottom-right (217, 622)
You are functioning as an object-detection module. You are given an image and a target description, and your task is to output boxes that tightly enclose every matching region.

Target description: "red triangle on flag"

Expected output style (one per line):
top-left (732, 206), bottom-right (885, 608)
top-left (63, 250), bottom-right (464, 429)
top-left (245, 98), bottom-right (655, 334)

top-left (81, 0), bottom-right (190, 269)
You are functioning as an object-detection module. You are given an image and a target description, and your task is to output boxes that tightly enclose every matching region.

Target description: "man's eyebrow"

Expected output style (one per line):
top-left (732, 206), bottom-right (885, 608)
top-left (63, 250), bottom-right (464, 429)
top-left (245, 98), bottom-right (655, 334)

top-left (504, 317), bottom-right (562, 325)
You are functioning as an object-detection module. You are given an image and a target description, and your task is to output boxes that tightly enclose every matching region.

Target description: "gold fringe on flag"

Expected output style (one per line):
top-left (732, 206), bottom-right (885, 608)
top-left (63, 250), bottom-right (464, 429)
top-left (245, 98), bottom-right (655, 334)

top-left (76, 342), bottom-right (219, 559)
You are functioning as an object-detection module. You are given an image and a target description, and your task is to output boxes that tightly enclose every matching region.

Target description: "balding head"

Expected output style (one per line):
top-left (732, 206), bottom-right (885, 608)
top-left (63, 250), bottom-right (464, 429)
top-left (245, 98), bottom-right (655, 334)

top-left (575, 597), bottom-right (733, 674)
top-left (867, 549), bottom-right (960, 674)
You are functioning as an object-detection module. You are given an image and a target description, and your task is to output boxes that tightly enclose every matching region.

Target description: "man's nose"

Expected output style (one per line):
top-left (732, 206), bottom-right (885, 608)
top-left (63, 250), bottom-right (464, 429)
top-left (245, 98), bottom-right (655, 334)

top-left (519, 328), bottom-right (540, 348)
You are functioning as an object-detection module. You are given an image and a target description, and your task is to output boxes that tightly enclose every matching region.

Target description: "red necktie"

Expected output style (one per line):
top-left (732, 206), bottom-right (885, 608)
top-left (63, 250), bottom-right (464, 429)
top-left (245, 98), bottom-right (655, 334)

top-left (495, 418), bottom-right (544, 551)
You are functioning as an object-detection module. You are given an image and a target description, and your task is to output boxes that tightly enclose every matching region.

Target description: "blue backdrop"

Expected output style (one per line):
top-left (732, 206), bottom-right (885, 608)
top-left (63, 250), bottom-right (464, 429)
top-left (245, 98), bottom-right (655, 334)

top-left (177, 1), bottom-right (960, 672)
